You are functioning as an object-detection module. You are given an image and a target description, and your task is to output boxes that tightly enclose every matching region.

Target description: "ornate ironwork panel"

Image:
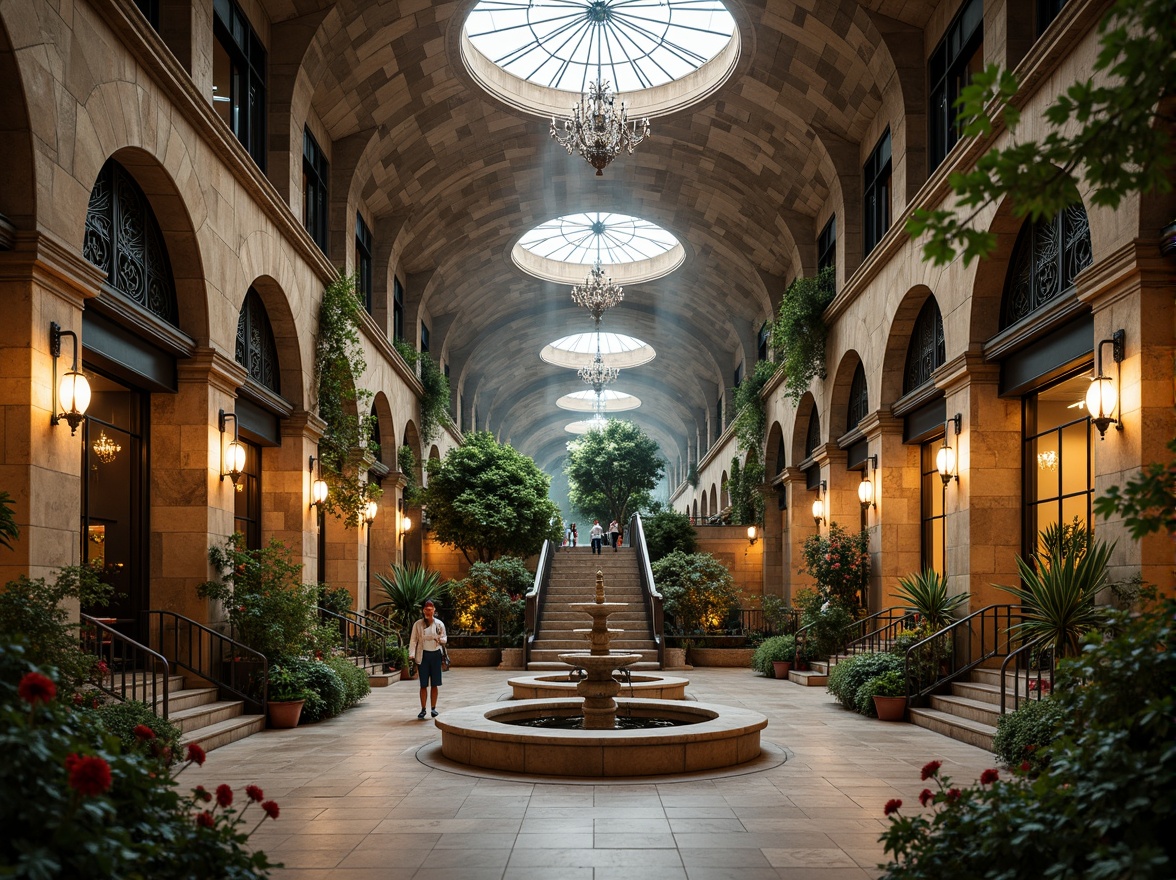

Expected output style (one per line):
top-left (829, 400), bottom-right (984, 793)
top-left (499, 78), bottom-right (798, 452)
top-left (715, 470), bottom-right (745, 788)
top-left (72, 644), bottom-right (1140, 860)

top-left (83, 160), bottom-right (179, 326)
top-left (847, 363), bottom-right (869, 432)
top-left (235, 289), bottom-right (280, 394)
top-left (1001, 203), bottom-right (1092, 329)
top-left (904, 298), bottom-right (946, 394)
top-left (805, 405), bottom-right (821, 458)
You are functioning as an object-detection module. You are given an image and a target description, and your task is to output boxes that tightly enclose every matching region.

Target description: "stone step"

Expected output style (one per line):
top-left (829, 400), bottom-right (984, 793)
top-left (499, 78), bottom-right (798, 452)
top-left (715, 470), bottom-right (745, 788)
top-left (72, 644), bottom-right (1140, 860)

top-left (168, 699), bottom-right (248, 734)
top-left (528, 649), bottom-right (659, 663)
top-left (531, 642), bottom-right (658, 653)
top-left (951, 679), bottom-right (1006, 706)
top-left (787, 669), bottom-right (828, 687)
top-left (540, 610), bottom-right (648, 620)
top-left (908, 706), bottom-right (996, 752)
top-left (928, 693), bottom-right (1002, 726)
top-left (179, 714), bottom-right (266, 753)
top-left (160, 686), bottom-right (220, 713)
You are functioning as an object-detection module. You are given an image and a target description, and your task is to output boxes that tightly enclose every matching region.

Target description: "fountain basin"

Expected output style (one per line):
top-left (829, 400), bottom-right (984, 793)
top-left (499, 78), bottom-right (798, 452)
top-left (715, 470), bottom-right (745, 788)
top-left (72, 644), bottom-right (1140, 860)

top-left (435, 698), bottom-right (767, 777)
top-left (508, 673), bottom-right (689, 701)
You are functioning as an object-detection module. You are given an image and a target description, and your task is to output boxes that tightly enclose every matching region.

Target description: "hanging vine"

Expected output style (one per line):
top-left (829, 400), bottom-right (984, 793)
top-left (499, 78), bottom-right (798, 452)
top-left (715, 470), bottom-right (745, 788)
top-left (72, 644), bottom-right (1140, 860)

top-left (398, 444), bottom-right (423, 506)
top-left (733, 359), bottom-right (777, 457)
top-left (769, 266), bottom-right (836, 402)
top-left (392, 339), bottom-right (450, 446)
top-left (314, 272), bottom-right (380, 527)
top-left (727, 455), bottom-right (765, 526)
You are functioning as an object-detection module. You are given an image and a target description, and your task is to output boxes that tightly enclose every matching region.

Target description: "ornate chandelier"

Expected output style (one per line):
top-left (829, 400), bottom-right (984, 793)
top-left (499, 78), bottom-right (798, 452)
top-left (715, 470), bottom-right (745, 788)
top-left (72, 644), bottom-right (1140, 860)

top-left (92, 430), bottom-right (122, 464)
top-left (551, 80), bottom-right (649, 176)
top-left (571, 261), bottom-right (623, 325)
top-left (578, 355), bottom-right (620, 390)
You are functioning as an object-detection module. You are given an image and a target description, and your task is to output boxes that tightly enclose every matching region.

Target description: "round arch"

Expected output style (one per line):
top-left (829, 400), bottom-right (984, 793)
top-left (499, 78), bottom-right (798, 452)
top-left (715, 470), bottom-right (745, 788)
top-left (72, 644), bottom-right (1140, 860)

top-left (791, 391), bottom-right (820, 465)
top-left (828, 350), bottom-right (866, 439)
top-left (244, 275), bottom-right (307, 409)
top-left (371, 391), bottom-right (397, 467)
top-left (0, 14), bottom-right (36, 227)
top-left (765, 421), bottom-right (786, 480)
top-left (879, 285), bottom-right (937, 406)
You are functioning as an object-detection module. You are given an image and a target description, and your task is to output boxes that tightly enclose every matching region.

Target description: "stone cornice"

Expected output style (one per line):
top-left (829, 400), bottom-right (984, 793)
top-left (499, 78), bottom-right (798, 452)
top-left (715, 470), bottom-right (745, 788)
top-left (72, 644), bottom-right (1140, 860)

top-left (935, 347), bottom-right (999, 395)
top-left (0, 231), bottom-right (105, 308)
top-left (1076, 239), bottom-right (1175, 312)
top-left (178, 347), bottom-right (248, 395)
top-left (281, 410), bottom-right (328, 442)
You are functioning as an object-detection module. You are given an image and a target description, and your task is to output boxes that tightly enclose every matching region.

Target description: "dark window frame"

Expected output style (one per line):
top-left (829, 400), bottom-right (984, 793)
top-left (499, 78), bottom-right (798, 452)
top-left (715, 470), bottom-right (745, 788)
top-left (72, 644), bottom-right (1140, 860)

top-left (234, 438), bottom-right (262, 551)
top-left (847, 363), bottom-right (869, 432)
top-left (804, 406), bottom-right (821, 459)
top-left (420, 321), bottom-right (430, 354)
top-left (302, 128), bottom-right (329, 252)
top-left (817, 215), bottom-right (837, 275)
top-left (235, 288), bottom-right (281, 395)
top-left (393, 276), bottom-right (405, 342)
top-left (904, 297), bottom-right (946, 394)
top-left (213, 0), bottom-right (267, 169)
top-left (1036, 0), bottom-right (1069, 35)
top-left (929, 0), bottom-right (984, 171)
top-left (355, 212), bottom-right (373, 313)
top-left (757, 322), bottom-right (769, 362)
top-left (1000, 204), bottom-right (1092, 330)
top-left (920, 437), bottom-right (947, 575)
top-left (863, 129), bottom-right (892, 255)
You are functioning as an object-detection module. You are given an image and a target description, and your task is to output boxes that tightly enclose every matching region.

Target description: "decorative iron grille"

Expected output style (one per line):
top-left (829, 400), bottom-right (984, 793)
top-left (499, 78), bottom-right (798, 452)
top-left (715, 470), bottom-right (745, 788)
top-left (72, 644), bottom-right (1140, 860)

top-left (235, 289), bottom-right (280, 393)
top-left (904, 298), bottom-right (946, 394)
top-left (1001, 204), bottom-right (1092, 329)
top-left (847, 363), bottom-right (869, 431)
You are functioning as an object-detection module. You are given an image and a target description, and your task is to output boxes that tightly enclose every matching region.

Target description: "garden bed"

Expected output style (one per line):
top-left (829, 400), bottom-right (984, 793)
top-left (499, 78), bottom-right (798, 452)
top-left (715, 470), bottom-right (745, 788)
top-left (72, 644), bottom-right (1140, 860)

top-left (688, 647), bottom-right (755, 667)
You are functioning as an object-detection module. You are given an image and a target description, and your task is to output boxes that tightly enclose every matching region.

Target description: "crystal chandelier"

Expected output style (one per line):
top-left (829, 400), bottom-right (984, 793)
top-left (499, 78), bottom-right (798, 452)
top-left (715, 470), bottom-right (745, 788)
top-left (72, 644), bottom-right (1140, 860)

top-left (551, 80), bottom-right (649, 176)
top-left (578, 355), bottom-right (620, 390)
top-left (92, 430), bottom-right (122, 464)
top-left (571, 261), bottom-right (623, 325)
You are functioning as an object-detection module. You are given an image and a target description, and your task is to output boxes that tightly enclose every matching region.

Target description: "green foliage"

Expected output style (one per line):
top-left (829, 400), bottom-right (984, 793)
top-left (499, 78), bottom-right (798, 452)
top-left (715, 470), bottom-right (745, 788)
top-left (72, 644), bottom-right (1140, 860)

top-left (373, 562), bottom-right (449, 644)
top-left (727, 456), bottom-right (765, 526)
top-left (447, 556), bottom-right (530, 647)
top-left (0, 640), bottom-right (279, 878)
top-left (93, 700), bottom-right (183, 761)
top-left (768, 266), bottom-right (836, 401)
top-left (856, 669), bottom-right (907, 716)
top-left (652, 551), bottom-right (739, 635)
top-left (752, 634), bottom-right (795, 677)
top-left (265, 663), bottom-right (311, 702)
top-left (285, 658), bottom-right (345, 724)
top-left (317, 584), bottom-right (353, 617)
top-left (0, 489), bottom-right (18, 550)
top-left (322, 656), bottom-right (370, 710)
top-left (565, 419), bottom-right (665, 524)
top-left (825, 652), bottom-right (903, 712)
top-left (880, 599), bottom-right (1176, 880)
top-left (892, 569), bottom-right (968, 630)
top-left (397, 444), bottom-right (423, 506)
top-left (315, 272), bottom-right (380, 527)
top-left (732, 359), bottom-right (777, 454)
top-left (198, 535), bottom-right (332, 662)
top-left (424, 431), bottom-right (562, 563)
top-left (0, 566), bottom-right (113, 692)
top-left (1093, 436), bottom-right (1176, 540)
top-left (686, 461), bottom-right (699, 489)
top-left (761, 595), bottom-right (796, 634)
top-left (993, 697), bottom-right (1065, 774)
top-left (907, 0), bottom-right (1176, 266)
top-left (418, 353), bottom-right (452, 445)
top-left (796, 588), bottom-right (855, 661)
top-left (640, 508), bottom-right (698, 562)
top-left (801, 523), bottom-right (870, 609)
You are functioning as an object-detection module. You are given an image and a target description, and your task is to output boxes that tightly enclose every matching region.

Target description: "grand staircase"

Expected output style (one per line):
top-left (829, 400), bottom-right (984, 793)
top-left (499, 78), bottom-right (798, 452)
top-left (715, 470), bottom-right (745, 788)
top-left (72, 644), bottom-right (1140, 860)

top-left (528, 546), bottom-right (660, 670)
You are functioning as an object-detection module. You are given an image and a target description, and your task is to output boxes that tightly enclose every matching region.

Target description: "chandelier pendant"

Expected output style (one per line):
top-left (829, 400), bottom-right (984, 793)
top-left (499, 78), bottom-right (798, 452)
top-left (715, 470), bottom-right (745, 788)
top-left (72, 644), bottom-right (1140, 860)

top-left (92, 430), bottom-right (122, 464)
top-left (551, 80), bottom-right (650, 176)
top-left (571, 261), bottom-right (624, 324)
top-left (577, 355), bottom-right (620, 389)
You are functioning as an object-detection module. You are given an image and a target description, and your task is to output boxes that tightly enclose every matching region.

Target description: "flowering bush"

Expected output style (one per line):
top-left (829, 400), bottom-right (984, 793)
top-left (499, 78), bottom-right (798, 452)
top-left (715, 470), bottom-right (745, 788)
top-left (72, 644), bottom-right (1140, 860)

top-left (1, 638), bottom-right (280, 878)
top-left (795, 588), bottom-right (854, 660)
top-left (801, 523), bottom-right (869, 609)
top-left (652, 551), bottom-right (740, 635)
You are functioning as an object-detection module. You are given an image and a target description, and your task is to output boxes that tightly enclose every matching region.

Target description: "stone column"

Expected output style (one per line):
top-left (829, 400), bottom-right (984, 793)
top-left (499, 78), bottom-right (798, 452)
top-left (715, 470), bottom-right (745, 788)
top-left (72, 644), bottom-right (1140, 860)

top-left (267, 410), bottom-right (326, 577)
top-left (365, 472), bottom-right (407, 610)
top-left (858, 412), bottom-right (920, 612)
top-left (758, 481), bottom-right (785, 598)
top-left (320, 451), bottom-right (377, 608)
top-left (780, 466), bottom-right (817, 603)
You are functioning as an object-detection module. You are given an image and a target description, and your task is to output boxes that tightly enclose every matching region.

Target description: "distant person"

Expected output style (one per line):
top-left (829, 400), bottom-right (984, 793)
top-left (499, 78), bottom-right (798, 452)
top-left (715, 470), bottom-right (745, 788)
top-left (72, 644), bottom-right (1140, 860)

top-left (609, 519), bottom-right (620, 551)
top-left (409, 599), bottom-right (447, 719)
top-left (590, 520), bottom-right (604, 555)
top-left (564, 521), bottom-right (573, 550)
top-left (570, 523), bottom-right (578, 547)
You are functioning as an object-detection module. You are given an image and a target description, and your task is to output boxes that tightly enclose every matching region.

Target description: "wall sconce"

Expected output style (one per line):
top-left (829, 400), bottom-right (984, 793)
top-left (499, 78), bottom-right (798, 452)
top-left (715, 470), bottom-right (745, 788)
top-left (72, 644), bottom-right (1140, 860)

top-left (936, 414), bottom-right (962, 486)
top-left (1086, 329), bottom-right (1125, 439)
top-left (746, 525), bottom-right (758, 546)
top-left (857, 455), bottom-right (877, 510)
top-left (811, 480), bottom-right (827, 527)
top-left (398, 498), bottom-right (412, 539)
top-left (218, 409), bottom-right (246, 484)
top-left (50, 322), bottom-right (92, 435)
top-left (309, 455), bottom-right (329, 509)
top-left (362, 492), bottom-right (378, 525)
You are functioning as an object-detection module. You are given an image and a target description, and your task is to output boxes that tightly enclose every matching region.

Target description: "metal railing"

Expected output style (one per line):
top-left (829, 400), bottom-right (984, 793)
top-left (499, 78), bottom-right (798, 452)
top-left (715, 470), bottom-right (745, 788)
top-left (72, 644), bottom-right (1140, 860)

top-left (144, 610), bottom-right (268, 714)
top-left (80, 614), bottom-right (172, 719)
top-left (842, 608), bottom-right (919, 655)
top-left (319, 607), bottom-right (391, 674)
top-left (736, 607), bottom-right (799, 635)
top-left (905, 604), bottom-right (1024, 702)
top-left (524, 538), bottom-right (554, 667)
top-left (630, 513), bottom-right (664, 667)
top-left (999, 636), bottom-right (1055, 714)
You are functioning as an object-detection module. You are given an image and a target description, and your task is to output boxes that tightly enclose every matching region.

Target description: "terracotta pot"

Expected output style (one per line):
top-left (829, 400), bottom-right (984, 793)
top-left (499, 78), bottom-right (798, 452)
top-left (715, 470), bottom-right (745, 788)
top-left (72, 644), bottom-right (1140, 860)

top-left (771, 660), bottom-right (792, 679)
top-left (267, 699), bottom-right (304, 729)
top-left (873, 695), bottom-right (907, 722)
top-left (399, 666), bottom-right (416, 681)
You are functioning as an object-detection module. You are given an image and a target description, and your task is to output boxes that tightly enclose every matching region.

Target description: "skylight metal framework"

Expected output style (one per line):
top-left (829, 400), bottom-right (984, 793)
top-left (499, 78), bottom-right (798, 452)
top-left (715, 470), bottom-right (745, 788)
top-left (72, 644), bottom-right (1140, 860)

top-left (518, 212), bottom-right (678, 265)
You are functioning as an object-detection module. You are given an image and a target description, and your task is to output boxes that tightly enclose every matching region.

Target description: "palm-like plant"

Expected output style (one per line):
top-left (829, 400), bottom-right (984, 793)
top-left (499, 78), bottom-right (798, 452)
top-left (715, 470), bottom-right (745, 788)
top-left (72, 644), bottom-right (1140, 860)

top-left (372, 563), bottom-right (448, 644)
top-left (996, 534), bottom-right (1113, 658)
top-left (892, 569), bottom-right (968, 629)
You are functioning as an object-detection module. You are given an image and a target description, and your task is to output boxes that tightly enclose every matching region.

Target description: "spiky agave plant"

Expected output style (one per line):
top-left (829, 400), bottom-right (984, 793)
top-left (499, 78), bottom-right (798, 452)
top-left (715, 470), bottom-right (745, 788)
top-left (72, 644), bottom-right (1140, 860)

top-left (892, 568), bottom-right (969, 630)
top-left (372, 563), bottom-right (449, 645)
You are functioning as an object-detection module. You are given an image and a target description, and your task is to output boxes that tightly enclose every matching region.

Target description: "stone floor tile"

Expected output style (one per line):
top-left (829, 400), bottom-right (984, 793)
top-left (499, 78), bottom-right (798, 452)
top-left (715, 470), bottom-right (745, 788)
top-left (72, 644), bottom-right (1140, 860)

top-left (761, 848), bottom-right (859, 868)
top-left (595, 832), bottom-right (678, 849)
top-left (513, 832), bottom-right (595, 848)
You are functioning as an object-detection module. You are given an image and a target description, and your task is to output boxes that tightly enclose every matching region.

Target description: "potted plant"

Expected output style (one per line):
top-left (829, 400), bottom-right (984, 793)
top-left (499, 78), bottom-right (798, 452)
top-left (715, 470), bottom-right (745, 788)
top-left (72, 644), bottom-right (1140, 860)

top-left (752, 634), bottom-right (796, 679)
top-left (266, 664), bottom-right (309, 729)
top-left (860, 669), bottom-right (908, 721)
top-left (892, 568), bottom-right (969, 630)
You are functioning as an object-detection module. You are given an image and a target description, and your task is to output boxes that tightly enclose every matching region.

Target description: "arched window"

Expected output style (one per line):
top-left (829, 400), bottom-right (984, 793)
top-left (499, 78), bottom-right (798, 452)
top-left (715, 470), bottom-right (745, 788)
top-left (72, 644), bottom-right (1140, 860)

top-left (774, 439), bottom-right (786, 476)
top-left (1001, 204), bottom-right (1092, 329)
top-left (235, 289), bottom-right (280, 394)
top-left (847, 363), bottom-right (869, 432)
top-left (904, 298), bottom-right (945, 394)
top-left (83, 159), bottom-right (179, 326)
top-left (804, 405), bottom-right (821, 459)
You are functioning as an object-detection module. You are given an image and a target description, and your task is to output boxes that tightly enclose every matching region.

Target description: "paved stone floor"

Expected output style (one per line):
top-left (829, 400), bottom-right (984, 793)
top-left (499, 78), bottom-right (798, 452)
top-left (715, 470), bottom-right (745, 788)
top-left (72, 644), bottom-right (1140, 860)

top-left (185, 667), bottom-right (996, 880)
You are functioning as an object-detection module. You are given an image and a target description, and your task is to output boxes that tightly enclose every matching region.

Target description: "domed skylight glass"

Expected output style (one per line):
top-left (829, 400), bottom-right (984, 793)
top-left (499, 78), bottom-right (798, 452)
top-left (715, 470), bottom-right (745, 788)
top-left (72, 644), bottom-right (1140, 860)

top-left (518, 212), bottom-right (678, 266)
top-left (465, 1), bottom-right (736, 94)
top-left (540, 332), bottom-right (656, 369)
top-left (565, 414), bottom-right (611, 435)
top-left (557, 389), bottom-right (641, 412)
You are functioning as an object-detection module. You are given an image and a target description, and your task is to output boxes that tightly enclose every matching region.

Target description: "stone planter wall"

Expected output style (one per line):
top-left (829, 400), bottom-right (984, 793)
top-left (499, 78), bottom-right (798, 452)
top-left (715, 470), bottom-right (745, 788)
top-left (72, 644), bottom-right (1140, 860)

top-left (688, 647), bottom-right (755, 667)
top-left (498, 647), bottom-right (525, 669)
top-left (447, 647), bottom-right (502, 667)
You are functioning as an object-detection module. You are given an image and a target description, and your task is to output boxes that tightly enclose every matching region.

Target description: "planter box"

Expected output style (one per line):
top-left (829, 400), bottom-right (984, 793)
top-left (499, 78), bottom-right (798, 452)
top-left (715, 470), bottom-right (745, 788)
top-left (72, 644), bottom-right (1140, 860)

top-left (448, 647), bottom-right (501, 667)
top-left (688, 647), bottom-right (755, 667)
top-left (498, 647), bottom-right (524, 669)
top-left (663, 647), bottom-right (688, 669)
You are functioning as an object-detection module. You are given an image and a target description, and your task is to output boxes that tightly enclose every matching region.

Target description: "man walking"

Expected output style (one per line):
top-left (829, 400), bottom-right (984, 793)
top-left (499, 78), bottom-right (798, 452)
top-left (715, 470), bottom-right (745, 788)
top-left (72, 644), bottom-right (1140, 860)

top-left (589, 520), bottom-right (604, 555)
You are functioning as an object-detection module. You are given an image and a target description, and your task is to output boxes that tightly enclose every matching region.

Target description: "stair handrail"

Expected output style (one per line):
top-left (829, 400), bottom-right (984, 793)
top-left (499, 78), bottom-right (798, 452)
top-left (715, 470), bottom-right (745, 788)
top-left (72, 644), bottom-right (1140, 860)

top-left (998, 635), bottom-right (1055, 715)
top-left (524, 539), bottom-right (554, 667)
top-left (842, 608), bottom-right (920, 655)
top-left (144, 610), bottom-right (268, 714)
top-left (318, 606), bottom-right (390, 674)
top-left (80, 614), bottom-right (172, 720)
top-left (629, 513), bottom-right (664, 667)
top-left (904, 604), bottom-right (1023, 702)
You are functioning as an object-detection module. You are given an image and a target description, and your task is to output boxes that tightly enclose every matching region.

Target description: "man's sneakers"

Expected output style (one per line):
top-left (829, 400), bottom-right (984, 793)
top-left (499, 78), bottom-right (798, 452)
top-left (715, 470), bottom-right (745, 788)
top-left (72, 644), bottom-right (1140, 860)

top-left (417, 709), bottom-right (427, 719)
top-left (431, 709), bottom-right (439, 717)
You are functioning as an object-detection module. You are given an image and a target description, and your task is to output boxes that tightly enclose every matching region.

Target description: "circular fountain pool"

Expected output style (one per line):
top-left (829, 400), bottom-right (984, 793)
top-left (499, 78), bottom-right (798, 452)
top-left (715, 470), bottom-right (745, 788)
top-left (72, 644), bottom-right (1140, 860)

top-left (507, 672), bottom-right (689, 701)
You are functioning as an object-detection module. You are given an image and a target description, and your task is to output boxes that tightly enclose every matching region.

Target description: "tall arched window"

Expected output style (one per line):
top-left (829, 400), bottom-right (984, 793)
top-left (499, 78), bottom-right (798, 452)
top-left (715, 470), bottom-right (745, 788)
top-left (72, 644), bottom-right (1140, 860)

top-left (1001, 204), bottom-right (1092, 329)
top-left (904, 298), bottom-right (945, 394)
top-left (804, 405), bottom-right (821, 459)
top-left (847, 363), bottom-right (869, 432)
top-left (83, 159), bottom-right (179, 326)
top-left (235, 289), bottom-right (280, 394)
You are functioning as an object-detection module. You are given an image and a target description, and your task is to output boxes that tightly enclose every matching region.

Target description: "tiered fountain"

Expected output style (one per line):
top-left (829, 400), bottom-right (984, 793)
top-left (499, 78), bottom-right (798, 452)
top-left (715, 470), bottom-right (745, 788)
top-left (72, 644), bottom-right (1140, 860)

top-left (434, 571), bottom-right (768, 778)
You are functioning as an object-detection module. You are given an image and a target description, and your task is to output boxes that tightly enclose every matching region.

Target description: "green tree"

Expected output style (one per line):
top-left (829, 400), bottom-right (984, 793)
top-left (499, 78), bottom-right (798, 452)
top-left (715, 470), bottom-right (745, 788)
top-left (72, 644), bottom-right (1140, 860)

top-left (909, 0), bottom-right (1175, 266)
top-left (640, 506), bottom-right (698, 562)
top-left (423, 431), bottom-right (561, 564)
top-left (769, 267), bottom-right (836, 402)
top-left (651, 551), bottom-right (740, 635)
top-left (565, 420), bottom-right (664, 524)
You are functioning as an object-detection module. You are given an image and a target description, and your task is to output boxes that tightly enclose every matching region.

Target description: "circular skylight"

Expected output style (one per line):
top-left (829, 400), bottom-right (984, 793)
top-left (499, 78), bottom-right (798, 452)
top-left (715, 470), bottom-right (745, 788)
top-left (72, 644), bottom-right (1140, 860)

top-left (520, 213), bottom-right (678, 265)
top-left (540, 332), bottom-right (656, 369)
top-left (565, 414), bottom-right (611, 435)
top-left (465, 1), bottom-right (736, 94)
top-left (557, 389), bottom-right (641, 412)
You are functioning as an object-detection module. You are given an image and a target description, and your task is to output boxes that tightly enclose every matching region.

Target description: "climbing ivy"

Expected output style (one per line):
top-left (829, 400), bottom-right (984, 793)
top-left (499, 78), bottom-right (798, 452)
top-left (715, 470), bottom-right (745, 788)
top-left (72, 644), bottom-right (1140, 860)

top-left (769, 266), bottom-right (836, 402)
top-left (732, 359), bottom-right (777, 457)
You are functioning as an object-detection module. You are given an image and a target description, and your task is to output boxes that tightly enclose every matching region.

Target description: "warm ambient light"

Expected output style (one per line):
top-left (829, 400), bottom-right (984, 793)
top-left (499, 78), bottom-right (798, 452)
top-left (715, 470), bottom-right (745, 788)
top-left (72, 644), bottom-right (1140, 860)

top-left (218, 409), bottom-right (246, 484)
top-left (936, 414), bottom-right (962, 486)
top-left (746, 525), bottom-right (758, 546)
top-left (857, 455), bottom-right (877, 510)
top-left (1086, 330), bottom-right (1125, 439)
top-left (309, 455), bottom-right (329, 509)
top-left (811, 480), bottom-right (827, 527)
top-left (363, 498), bottom-right (378, 525)
top-left (1037, 450), bottom-right (1058, 471)
top-left (50, 322), bottom-right (92, 436)
top-left (401, 514), bottom-right (412, 534)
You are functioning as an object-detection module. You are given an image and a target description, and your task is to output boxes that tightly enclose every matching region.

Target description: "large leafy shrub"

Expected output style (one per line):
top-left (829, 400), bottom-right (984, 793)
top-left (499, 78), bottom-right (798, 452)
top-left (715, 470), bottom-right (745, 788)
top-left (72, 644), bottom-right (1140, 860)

top-left (652, 551), bottom-right (740, 635)
top-left (323, 657), bottom-right (370, 710)
top-left (447, 556), bottom-right (530, 646)
top-left (992, 697), bottom-right (1064, 774)
top-left (826, 652), bottom-right (903, 712)
top-left (891, 569), bottom-right (967, 629)
top-left (287, 658), bottom-right (345, 723)
top-left (795, 588), bottom-right (855, 660)
top-left (640, 507), bottom-right (698, 562)
top-left (855, 669), bottom-right (906, 717)
top-left (752, 634), bottom-right (796, 677)
top-left (801, 523), bottom-right (870, 610)
top-left (94, 700), bottom-right (182, 761)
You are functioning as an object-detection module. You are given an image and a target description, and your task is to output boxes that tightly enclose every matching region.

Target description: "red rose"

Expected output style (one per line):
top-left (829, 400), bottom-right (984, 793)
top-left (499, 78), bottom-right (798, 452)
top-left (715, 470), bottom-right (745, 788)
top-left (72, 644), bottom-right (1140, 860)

top-left (72, 692), bottom-right (83, 706)
top-left (261, 800), bottom-right (280, 820)
top-left (946, 788), bottom-right (961, 802)
top-left (186, 743), bottom-right (207, 766)
top-left (883, 798), bottom-right (902, 816)
top-left (1019, 761), bottom-right (1032, 773)
top-left (65, 753), bottom-right (112, 797)
top-left (980, 768), bottom-right (999, 785)
top-left (195, 785), bottom-right (212, 802)
top-left (18, 672), bottom-right (56, 706)
top-left (919, 788), bottom-right (933, 807)
top-left (133, 724), bottom-right (156, 741)
top-left (920, 760), bottom-right (942, 781)
top-left (216, 784), bottom-right (233, 807)
top-left (245, 784), bottom-right (264, 803)
top-left (196, 811), bottom-right (215, 828)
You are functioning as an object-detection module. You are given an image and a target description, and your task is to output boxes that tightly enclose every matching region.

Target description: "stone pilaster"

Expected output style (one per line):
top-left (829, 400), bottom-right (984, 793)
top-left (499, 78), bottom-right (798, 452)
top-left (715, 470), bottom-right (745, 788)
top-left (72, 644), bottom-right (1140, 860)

top-left (780, 466), bottom-right (817, 603)
top-left (858, 412), bottom-right (919, 612)
top-left (269, 409), bottom-right (326, 576)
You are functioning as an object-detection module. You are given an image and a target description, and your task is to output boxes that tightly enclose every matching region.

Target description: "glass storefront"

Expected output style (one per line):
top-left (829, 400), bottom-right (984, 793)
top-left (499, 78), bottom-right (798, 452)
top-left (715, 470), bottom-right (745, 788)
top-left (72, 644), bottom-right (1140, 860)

top-left (233, 439), bottom-right (262, 550)
top-left (920, 438), bottom-right (946, 575)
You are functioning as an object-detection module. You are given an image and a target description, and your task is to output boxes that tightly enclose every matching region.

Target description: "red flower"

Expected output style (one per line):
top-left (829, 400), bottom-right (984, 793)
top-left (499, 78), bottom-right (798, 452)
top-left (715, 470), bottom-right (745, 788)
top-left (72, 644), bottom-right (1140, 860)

top-left (18, 672), bottom-right (56, 706)
top-left (980, 768), bottom-right (999, 785)
top-left (216, 784), bottom-right (233, 807)
top-left (65, 753), bottom-right (112, 797)
top-left (883, 798), bottom-right (902, 816)
top-left (920, 760), bottom-right (942, 780)
top-left (72, 692), bottom-right (83, 706)
top-left (196, 811), bottom-right (215, 828)
top-left (245, 784), bottom-right (264, 803)
top-left (261, 800), bottom-right (280, 820)
top-left (1026, 744), bottom-right (1036, 752)
top-left (133, 724), bottom-right (156, 741)
top-left (946, 788), bottom-right (962, 803)
top-left (186, 743), bottom-right (206, 766)
top-left (1019, 761), bottom-right (1032, 773)
top-left (195, 785), bottom-right (212, 802)
top-left (96, 661), bottom-right (109, 676)
top-left (919, 788), bottom-right (934, 807)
